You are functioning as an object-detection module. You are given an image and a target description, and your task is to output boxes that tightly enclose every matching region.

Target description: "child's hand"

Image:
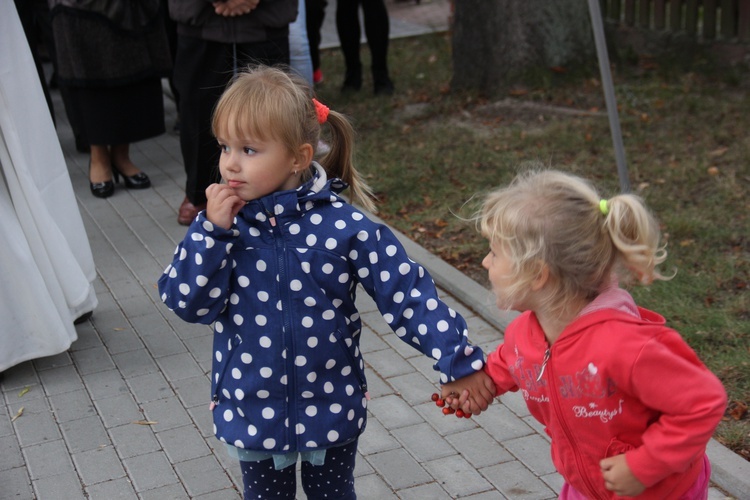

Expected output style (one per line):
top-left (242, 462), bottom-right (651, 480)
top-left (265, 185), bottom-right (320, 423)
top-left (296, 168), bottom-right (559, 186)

top-left (600, 454), bottom-right (645, 497)
top-left (441, 370), bottom-right (496, 416)
top-left (205, 183), bottom-right (245, 230)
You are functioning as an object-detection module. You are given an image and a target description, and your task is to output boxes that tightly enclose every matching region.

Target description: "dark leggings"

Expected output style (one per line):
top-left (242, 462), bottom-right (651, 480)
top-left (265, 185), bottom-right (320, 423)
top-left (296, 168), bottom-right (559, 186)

top-left (240, 440), bottom-right (357, 499)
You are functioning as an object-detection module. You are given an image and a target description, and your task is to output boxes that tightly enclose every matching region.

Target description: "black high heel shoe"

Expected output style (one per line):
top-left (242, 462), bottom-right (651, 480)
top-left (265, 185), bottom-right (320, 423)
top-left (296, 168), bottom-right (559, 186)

top-left (89, 162), bottom-right (115, 198)
top-left (112, 163), bottom-right (151, 189)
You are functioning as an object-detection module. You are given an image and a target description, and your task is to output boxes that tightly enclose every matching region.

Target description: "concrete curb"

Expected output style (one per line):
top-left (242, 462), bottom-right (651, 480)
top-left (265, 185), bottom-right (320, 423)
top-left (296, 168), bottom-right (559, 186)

top-left (367, 211), bottom-right (750, 499)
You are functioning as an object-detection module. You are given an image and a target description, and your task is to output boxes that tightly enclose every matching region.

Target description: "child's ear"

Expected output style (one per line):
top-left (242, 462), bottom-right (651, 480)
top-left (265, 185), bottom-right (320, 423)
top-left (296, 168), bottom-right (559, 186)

top-left (294, 143), bottom-right (314, 170)
top-left (531, 263), bottom-right (550, 291)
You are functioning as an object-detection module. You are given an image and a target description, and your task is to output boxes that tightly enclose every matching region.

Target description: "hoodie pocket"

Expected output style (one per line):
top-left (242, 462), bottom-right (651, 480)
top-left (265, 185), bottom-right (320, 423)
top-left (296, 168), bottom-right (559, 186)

top-left (605, 437), bottom-right (636, 457)
top-left (211, 333), bottom-right (243, 408)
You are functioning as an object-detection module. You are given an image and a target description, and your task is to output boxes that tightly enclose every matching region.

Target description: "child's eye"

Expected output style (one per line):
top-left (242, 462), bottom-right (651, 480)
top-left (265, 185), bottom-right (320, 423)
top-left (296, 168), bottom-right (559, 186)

top-left (217, 143), bottom-right (229, 153)
top-left (243, 147), bottom-right (257, 155)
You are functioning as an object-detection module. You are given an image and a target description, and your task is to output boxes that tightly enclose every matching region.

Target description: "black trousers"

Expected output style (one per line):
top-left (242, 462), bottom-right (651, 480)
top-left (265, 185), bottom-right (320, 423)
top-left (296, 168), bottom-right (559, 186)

top-left (335, 0), bottom-right (390, 78)
top-left (172, 36), bottom-right (290, 205)
top-left (305, 0), bottom-right (327, 72)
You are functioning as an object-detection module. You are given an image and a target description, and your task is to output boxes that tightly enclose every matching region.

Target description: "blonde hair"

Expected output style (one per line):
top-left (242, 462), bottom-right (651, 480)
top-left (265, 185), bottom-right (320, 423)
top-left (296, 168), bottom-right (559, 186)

top-left (479, 168), bottom-right (668, 316)
top-left (211, 65), bottom-right (376, 212)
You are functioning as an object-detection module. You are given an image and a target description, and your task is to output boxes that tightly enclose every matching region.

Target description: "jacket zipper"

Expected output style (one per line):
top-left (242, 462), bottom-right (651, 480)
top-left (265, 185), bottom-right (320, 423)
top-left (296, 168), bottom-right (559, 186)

top-left (265, 204), bottom-right (298, 448)
top-left (536, 348), bottom-right (550, 382)
top-left (544, 347), bottom-right (602, 498)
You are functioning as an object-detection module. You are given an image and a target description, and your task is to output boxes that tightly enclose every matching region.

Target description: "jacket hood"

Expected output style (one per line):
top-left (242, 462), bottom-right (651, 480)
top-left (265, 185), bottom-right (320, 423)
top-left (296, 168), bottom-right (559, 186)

top-left (555, 286), bottom-right (666, 346)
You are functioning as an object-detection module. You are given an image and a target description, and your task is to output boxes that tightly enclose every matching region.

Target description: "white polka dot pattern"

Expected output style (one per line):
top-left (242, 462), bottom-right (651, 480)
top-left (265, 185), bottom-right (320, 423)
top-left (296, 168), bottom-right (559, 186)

top-left (157, 172), bottom-right (484, 454)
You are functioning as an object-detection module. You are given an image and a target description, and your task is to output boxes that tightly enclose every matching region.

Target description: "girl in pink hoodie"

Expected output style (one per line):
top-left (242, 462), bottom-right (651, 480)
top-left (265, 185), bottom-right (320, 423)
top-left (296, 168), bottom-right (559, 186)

top-left (443, 169), bottom-right (726, 499)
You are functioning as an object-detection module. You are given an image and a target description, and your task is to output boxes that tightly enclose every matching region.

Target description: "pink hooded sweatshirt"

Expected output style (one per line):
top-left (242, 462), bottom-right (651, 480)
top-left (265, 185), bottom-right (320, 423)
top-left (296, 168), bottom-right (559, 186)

top-left (485, 287), bottom-right (726, 499)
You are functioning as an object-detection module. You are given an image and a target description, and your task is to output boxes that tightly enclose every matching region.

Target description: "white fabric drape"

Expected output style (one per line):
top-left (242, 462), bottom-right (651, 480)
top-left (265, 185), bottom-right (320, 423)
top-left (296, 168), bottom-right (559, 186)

top-left (0, 4), bottom-right (98, 373)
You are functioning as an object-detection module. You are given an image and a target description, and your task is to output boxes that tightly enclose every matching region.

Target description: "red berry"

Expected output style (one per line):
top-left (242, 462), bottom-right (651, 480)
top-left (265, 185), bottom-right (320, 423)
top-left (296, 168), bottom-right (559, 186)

top-left (431, 393), bottom-right (439, 402)
top-left (455, 409), bottom-right (465, 418)
top-left (442, 407), bottom-right (455, 415)
top-left (464, 413), bottom-right (472, 419)
top-left (435, 399), bottom-right (445, 407)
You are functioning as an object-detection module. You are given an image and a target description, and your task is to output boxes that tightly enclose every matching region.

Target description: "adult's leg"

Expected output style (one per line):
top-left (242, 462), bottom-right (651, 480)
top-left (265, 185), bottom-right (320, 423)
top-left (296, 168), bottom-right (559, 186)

top-left (335, 0), bottom-right (363, 90)
top-left (361, 0), bottom-right (393, 94)
top-left (160, 0), bottom-right (179, 109)
top-left (239, 458), bottom-right (297, 498)
top-left (173, 34), bottom-right (289, 223)
top-left (289, 0), bottom-right (314, 84)
top-left (172, 37), bottom-right (229, 207)
top-left (301, 440), bottom-right (357, 500)
top-left (235, 37), bottom-right (291, 72)
top-left (305, 0), bottom-right (327, 73)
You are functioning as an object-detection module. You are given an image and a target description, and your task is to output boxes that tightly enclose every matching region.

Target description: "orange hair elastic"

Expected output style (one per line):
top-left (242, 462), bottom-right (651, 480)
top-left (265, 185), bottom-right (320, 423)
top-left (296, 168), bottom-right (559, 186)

top-left (312, 98), bottom-right (329, 124)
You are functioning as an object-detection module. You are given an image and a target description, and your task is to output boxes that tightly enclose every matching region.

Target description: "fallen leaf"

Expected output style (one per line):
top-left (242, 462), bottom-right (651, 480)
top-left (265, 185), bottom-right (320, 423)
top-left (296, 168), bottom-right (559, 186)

top-left (708, 146), bottom-right (728, 157)
top-left (728, 401), bottom-right (748, 420)
top-left (11, 407), bottom-right (24, 422)
top-left (132, 420), bottom-right (158, 426)
top-left (18, 386), bottom-right (30, 398)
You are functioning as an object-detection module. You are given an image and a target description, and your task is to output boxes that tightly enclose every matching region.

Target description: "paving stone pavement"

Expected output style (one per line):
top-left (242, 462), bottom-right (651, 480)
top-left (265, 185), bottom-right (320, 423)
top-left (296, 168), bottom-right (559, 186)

top-left (2, 1), bottom-right (749, 499)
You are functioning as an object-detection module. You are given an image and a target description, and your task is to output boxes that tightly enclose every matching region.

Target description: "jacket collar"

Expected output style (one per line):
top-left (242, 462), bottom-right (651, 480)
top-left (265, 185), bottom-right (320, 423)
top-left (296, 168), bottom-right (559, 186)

top-left (240, 162), bottom-right (348, 226)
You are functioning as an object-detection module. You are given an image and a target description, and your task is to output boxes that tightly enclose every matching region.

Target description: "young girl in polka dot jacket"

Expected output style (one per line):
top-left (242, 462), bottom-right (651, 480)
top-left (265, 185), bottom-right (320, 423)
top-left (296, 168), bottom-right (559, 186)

top-left (442, 170), bottom-right (727, 499)
top-left (158, 66), bottom-right (491, 499)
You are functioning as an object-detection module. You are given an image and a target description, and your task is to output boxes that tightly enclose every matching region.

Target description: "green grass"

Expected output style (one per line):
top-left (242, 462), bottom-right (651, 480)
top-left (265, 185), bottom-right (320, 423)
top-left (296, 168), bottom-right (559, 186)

top-left (314, 32), bottom-right (750, 459)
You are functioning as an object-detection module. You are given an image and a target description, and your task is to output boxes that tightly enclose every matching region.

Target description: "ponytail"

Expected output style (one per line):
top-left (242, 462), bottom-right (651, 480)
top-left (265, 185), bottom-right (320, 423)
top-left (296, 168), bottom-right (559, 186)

top-left (318, 110), bottom-right (377, 213)
top-left (603, 194), bottom-right (669, 284)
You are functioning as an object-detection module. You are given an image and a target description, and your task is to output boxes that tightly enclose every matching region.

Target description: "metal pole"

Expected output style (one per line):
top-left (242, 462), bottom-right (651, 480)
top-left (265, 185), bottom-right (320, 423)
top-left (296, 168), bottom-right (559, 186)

top-left (587, 0), bottom-right (631, 192)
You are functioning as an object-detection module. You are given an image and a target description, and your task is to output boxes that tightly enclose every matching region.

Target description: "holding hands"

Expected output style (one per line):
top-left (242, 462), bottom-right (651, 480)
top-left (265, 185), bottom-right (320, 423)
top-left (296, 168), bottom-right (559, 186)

top-left (205, 183), bottom-right (246, 230)
top-left (439, 370), bottom-right (497, 416)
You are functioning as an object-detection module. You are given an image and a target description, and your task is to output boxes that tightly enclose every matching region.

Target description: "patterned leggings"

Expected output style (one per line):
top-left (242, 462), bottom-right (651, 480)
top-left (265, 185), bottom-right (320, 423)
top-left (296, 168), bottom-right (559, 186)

top-left (240, 440), bottom-right (357, 499)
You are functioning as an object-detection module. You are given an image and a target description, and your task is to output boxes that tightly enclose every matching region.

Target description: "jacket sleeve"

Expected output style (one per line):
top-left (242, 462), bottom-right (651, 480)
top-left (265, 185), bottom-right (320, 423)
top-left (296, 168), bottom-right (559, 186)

top-left (624, 329), bottom-right (727, 487)
top-left (157, 214), bottom-right (241, 324)
top-left (483, 342), bottom-right (520, 396)
top-left (350, 220), bottom-right (485, 383)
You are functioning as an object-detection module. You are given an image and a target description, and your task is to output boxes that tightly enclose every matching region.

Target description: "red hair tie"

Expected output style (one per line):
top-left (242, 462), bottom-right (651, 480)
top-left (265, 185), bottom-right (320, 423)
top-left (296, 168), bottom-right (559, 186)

top-left (313, 98), bottom-right (329, 124)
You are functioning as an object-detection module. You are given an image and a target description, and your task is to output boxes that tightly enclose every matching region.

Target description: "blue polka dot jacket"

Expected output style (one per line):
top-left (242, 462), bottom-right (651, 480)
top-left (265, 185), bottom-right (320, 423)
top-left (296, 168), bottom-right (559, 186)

top-left (158, 164), bottom-right (485, 454)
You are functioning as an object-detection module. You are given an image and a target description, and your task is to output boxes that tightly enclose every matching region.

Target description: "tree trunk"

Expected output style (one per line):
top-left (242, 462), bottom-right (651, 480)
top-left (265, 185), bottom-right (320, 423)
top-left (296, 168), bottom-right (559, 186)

top-left (451, 0), bottom-right (596, 96)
